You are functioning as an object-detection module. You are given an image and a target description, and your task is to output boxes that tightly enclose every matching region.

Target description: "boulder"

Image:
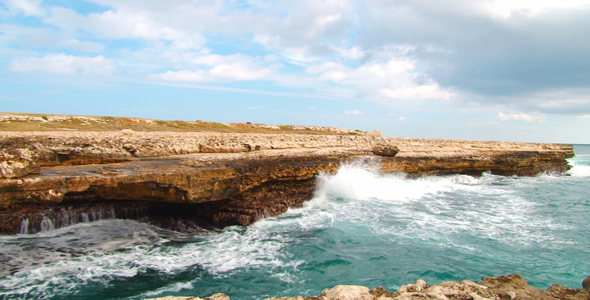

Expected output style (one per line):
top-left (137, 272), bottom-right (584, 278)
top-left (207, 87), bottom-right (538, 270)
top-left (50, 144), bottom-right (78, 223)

top-left (0, 149), bottom-right (40, 178)
top-left (397, 279), bottom-right (428, 293)
top-left (321, 285), bottom-right (373, 300)
top-left (372, 145), bottom-right (399, 157)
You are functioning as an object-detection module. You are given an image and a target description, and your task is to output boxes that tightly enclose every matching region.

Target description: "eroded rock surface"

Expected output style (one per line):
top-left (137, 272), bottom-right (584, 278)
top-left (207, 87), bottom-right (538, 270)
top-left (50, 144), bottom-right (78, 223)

top-left (0, 131), bottom-right (574, 234)
top-left (146, 275), bottom-right (590, 300)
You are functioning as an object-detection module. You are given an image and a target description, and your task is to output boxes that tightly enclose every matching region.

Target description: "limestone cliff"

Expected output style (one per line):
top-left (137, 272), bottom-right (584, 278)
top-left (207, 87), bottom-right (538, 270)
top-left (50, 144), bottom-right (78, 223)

top-left (0, 131), bottom-right (574, 234)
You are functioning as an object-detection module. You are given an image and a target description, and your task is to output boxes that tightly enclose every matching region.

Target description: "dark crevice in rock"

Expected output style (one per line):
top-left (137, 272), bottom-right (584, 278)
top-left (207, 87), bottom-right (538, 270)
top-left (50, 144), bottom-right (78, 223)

top-left (0, 178), bottom-right (318, 234)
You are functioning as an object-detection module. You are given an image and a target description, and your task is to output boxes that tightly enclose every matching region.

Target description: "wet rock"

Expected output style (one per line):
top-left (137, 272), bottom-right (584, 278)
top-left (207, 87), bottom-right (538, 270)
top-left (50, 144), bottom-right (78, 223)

top-left (397, 279), bottom-right (428, 293)
top-left (582, 276), bottom-right (590, 290)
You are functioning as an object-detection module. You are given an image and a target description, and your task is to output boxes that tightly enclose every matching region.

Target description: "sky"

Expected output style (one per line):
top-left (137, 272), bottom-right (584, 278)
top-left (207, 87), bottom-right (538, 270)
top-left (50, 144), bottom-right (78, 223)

top-left (1, 0), bottom-right (589, 143)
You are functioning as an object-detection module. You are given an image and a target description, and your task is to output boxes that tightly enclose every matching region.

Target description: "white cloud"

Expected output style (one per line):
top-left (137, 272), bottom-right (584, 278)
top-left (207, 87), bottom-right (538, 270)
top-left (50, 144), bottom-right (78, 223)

top-left (5, 0), bottom-right (45, 17)
top-left (149, 51), bottom-right (277, 82)
top-left (345, 110), bottom-right (364, 115)
top-left (10, 54), bottom-right (115, 75)
top-left (482, 0), bottom-right (590, 17)
top-left (378, 84), bottom-right (452, 100)
top-left (156, 70), bottom-right (207, 82)
top-left (45, 7), bottom-right (203, 48)
top-left (60, 39), bottom-right (105, 53)
top-left (309, 106), bottom-right (317, 110)
top-left (399, 116), bottom-right (406, 121)
top-left (305, 57), bottom-right (453, 101)
top-left (252, 0), bottom-right (354, 62)
top-left (248, 106), bottom-right (263, 110)
top-left (306, 62), bottom-right (347, 74)
top-left (498, 112), bottom-right (545, 122)
top-left (209, 63), bottom-right (271, 81)
top-left (337, 46), bottom-right (364, 60)
top-left (154, 62), bottom-right (273, 82)
top-left (3, 0), bottom-right (588, 124)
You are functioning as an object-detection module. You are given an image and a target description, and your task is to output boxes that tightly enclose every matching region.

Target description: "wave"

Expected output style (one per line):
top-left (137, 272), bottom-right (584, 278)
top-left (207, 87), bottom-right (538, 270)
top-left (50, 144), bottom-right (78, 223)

top-left (568, 161), bottom-right (590, 177)
top-left (306, 162), bottom-right (566, 246)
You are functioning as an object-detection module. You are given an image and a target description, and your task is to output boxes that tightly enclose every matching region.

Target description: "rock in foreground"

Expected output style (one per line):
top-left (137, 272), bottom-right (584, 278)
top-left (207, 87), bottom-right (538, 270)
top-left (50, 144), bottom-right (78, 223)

top-left (146, 274), bottom-right (590, 300)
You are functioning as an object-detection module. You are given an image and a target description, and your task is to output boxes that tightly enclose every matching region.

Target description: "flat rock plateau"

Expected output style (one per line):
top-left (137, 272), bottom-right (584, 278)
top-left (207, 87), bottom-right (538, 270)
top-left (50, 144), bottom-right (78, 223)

top-left (0, 113), bottom-right (574, 235)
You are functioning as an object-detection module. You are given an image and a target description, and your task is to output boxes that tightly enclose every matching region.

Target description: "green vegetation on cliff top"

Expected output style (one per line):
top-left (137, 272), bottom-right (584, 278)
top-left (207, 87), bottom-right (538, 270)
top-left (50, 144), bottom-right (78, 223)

top-left (0, 112), bottom-right (374, 136)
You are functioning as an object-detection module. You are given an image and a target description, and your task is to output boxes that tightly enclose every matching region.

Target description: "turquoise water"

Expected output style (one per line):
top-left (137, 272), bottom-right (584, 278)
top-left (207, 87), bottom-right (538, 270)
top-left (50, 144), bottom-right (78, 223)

top-left (1, 145), bottom-right (589, 299)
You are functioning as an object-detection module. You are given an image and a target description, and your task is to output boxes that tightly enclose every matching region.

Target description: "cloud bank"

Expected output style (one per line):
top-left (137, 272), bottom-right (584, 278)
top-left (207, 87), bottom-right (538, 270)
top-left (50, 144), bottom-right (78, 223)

top-left (1, 0), bottom-right (590, 142)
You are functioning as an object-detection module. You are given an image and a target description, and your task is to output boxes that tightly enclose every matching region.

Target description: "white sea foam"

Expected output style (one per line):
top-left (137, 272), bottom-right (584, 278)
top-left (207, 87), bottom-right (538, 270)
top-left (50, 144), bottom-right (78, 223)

top-left (0, 218), bottom-right (300, 298)
top-left (567, 161), bottom-right (590, 177)
top-left (293, 162), bottom-right (569, 251)
top-left (137, 281), bottom-right (195, 299)
top-left (312, 161), bottom-right (477, 205)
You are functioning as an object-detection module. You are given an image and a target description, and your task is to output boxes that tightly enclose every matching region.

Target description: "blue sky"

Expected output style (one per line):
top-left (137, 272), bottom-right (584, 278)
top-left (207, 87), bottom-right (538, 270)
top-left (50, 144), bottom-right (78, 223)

top-left (1, 0), bottom-right (589, 143)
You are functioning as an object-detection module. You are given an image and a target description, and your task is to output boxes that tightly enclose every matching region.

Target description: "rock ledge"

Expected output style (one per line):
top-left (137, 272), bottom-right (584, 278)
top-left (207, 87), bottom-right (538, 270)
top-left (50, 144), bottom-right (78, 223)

top-left (0, 131), bottom-right (574, 234)
top-left (146, 274), bottom-right (590, 300)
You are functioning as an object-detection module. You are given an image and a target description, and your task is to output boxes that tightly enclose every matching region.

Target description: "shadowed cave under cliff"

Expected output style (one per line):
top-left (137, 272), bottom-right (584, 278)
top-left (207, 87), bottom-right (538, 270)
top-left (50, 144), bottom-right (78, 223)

top-left (0, 178), bottom-right (317, 235)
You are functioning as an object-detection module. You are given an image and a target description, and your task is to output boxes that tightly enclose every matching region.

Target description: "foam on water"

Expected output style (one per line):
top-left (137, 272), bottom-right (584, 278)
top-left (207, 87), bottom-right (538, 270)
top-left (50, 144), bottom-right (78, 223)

top-left (311, 159), bottom-right (479, 205)
top-left (304, 163), bottom-right (567, 248)
top-left (136, 281), bottom-right (195, 299)
top-left (568, 161), bottom-right (590, 177)
top-left (0, 218), bottom-right (301, 298)
top-left (567, 145), bottom-right (590, 176)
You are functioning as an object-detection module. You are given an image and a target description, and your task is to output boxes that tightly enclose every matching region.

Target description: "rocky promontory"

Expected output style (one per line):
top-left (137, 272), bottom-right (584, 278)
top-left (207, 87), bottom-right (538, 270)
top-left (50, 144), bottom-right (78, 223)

top-left (146, 274), bottom-right (590, 300)
top-left (0, 129), bottom-right (574, 234)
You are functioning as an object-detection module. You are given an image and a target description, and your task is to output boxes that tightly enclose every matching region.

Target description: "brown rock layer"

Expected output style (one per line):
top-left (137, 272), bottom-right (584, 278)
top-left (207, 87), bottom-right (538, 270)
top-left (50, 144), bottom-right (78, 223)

top-left (0, 131), bottom-right (574, 234)
top-left (145, 274), bottom-right (590, 300)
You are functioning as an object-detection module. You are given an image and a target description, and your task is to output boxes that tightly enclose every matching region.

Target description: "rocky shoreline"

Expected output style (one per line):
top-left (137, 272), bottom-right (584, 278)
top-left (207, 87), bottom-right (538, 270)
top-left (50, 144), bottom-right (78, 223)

top-left (146, 274), bottom-right (590, 300)
top-left (0, 130), bottom-right (574, 234)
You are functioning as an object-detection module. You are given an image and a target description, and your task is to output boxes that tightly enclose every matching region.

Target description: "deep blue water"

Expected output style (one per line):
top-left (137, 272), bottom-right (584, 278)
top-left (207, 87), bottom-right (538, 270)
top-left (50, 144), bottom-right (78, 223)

top-left (1, 145), bottom-right (589, 300)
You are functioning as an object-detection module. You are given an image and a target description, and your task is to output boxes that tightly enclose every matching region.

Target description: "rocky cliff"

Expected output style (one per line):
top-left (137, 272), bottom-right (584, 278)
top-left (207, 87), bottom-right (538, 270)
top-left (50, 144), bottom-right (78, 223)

top-left (0, 131), bottom-right (574, 234)
top-left (145, 274), bottom-right (590, 300)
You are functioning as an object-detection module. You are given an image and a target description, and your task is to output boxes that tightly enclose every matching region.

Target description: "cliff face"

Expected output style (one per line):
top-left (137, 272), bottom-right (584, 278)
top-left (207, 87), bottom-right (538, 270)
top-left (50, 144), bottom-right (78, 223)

top-left (0, 131), bottom-right (574, 234)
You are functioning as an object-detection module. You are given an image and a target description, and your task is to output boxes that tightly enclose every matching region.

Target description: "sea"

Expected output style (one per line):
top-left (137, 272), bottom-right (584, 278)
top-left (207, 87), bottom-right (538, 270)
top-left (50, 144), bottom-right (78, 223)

top-left (1, 145), bottom-right (589, 300)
